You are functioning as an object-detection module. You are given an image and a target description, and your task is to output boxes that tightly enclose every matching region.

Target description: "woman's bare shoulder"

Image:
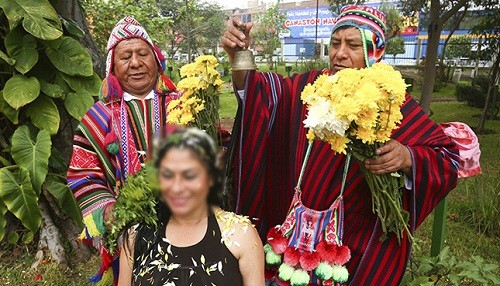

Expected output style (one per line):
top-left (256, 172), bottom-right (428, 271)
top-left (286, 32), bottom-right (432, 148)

top-left (213, 208), bottom-right (260, 250)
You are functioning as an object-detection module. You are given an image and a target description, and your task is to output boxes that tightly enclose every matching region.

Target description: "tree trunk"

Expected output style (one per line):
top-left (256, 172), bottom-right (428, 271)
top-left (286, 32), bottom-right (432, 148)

top-left (477, 53), bottom-right (500, 133)
top-left (32, 0), bottom-right (101, 266)
top-left (419, 0), bottom-right (469, 114)
top-left (419, 19), bottom-right (441, 114)
top-left (38, 198), bottom-right (68, 267)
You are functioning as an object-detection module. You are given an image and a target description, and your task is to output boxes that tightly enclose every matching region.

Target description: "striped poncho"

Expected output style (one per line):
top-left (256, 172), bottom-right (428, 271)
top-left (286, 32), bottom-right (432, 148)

top-left (229, 70), bottom-right (459, 285)
top-left (67, 92), bottom-right (176, 239)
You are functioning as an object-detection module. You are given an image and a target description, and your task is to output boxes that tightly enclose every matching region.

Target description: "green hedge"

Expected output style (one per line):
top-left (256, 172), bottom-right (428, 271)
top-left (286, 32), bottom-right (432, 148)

top-left (455, 76), bottom-right (495, 108)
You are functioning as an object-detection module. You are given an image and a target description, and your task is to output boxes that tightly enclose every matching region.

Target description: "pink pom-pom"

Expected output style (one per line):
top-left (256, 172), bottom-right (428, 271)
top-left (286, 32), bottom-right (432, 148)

top-left (267, 227), bottom-right (288, 254)
top-left (316, 241), bottom-right (338, 264)
top-left (283, 247), bottom-right (301, 267)
top-left (334, 245), bottom-right (351, 265)
top-left (299, 251), bottom-right (321, 271)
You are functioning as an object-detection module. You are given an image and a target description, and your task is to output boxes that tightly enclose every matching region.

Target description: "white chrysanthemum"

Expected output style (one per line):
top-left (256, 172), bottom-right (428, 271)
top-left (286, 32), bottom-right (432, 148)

top-left (303, 98), bottom-right (349, 139)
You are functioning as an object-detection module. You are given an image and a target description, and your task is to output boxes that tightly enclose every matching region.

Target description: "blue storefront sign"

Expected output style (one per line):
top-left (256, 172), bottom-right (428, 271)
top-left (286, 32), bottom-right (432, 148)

top-left (282, 7), bottom-right (338, 39)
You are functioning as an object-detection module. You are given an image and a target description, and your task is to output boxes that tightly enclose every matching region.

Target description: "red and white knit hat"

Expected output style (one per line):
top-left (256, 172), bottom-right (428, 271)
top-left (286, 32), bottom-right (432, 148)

top-left (101, 16), bottom-right (175, 103)
top-left (105, 16), bottom-right (163, 76)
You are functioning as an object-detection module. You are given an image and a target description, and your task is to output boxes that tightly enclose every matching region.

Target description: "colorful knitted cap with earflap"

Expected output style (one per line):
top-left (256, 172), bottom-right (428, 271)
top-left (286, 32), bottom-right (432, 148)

top-left (101, 16), bottom-right (176, 103)
top-left (331, 5), bottom-right (387, 67)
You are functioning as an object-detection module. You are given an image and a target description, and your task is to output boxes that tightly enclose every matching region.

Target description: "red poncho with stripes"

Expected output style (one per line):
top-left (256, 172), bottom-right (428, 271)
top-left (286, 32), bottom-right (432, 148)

top-left (229, 70), bottom-right (459, 285)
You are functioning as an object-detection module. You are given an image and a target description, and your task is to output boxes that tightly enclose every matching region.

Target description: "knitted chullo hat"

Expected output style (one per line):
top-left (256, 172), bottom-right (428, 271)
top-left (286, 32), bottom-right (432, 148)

top-left (101, 16), bottom-right (175, 103)
top-left (331, 5), bottom-right (387, 67)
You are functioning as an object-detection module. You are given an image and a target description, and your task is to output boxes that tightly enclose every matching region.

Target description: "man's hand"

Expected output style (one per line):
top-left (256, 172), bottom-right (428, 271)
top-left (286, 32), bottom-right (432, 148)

top-left (220, 17), bottom-right (253, 63)
top-left (364, 140), bottom-right (412, 177)
top-left (220, 17), bottom-right (253, 90)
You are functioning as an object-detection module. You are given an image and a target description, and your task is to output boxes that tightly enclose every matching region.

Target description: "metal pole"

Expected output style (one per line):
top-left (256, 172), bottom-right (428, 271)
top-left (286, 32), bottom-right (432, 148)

top-left (430, 198), bottom-right (447, 256)
top-left (315, 0), bottom-right (319, 58)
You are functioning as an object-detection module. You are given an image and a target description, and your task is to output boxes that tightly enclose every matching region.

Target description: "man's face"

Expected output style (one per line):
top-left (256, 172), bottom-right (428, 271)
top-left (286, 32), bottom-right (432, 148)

top-left (329, 27), bottom-right (366, 74)
top-left (112, 38), bottom-right (158, 98)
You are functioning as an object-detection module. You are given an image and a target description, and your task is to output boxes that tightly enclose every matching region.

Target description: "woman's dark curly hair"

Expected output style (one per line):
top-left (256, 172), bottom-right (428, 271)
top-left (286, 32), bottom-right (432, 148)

top-left (126, 126), bottom-right (225, 266)
top-left (154, 126), bottom-right (225, 212)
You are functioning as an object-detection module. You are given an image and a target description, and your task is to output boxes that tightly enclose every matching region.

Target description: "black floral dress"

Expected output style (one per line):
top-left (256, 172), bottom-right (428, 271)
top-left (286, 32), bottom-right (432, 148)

top-left (132, 211), bottom-right (243, 286)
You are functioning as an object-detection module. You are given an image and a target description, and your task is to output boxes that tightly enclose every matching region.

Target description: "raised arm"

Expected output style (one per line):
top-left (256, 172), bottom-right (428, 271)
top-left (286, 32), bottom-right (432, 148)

top-left (220, 17), bottom-right (253, 90)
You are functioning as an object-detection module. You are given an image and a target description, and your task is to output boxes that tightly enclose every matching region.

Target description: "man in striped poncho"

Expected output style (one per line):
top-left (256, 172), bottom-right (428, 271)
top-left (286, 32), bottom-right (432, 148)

top-left (67, 16), bottom-right (177, 284)
top-left (221, 5), bottom-right (459, 285)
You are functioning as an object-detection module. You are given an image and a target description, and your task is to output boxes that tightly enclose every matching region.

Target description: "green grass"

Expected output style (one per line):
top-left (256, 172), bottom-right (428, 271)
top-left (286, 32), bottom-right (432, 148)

top-left (0, 245), bottom-right (100, 285)
top-left (412, 101), bottom-right (500, 270)
top-left (219, 88), bottom-right (238, 118)
top-left (411, 82), bottom-right (458, 98)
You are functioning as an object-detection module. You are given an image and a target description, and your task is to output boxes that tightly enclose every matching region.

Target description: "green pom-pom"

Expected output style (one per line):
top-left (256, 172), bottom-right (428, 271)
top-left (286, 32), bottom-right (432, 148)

top-left (290, 269), bottom-right (309, 286)
top-left (264, 243), bottom-right (273, 254)
top-left (106, 142), bottom-right (119, 155)
top-left (332, 265), bottom-right (349, 283)
top-left (315, 262), bottom-right (333, 280)
top-left (278, 264), bottom-right (295, 281)
top-left (266, 249), bottom-right (282, 265)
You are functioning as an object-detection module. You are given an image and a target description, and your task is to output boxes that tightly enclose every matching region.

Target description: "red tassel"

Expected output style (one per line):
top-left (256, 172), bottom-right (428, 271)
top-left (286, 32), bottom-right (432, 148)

top-left (316, 241), bottom-right (338, 264)
top-left (104, 131), bottom-right (119, 146)
top-left (334, 245), bottom-right (351, 265)
top-left (267, 227), bottom-right (288, 254)
top-left (160, 73), bottom-right (176, 92)
top-left (102, 74), bottom-right (123, 102)
top-left (283, 246), bottom-right (301, 267)
top-left (299, 251), bottom-right (321, 271)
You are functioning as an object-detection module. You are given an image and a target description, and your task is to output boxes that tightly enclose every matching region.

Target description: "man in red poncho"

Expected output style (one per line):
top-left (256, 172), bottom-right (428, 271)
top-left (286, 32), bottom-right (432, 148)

top-left (221, 5), bottom-right (459, 285)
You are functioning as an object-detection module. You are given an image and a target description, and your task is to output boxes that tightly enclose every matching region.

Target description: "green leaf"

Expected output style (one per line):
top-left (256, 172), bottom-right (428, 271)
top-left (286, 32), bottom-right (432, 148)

top-left (21, 231), bottom-right (34, 244)
top-left (60, 17), bottom-right (85, 38)
top-left (0, 200), bottom-right (8, 241)
top-left (61, 72), bottom-right (102, 95)
top-left (44, 174), bottom-right (83, 228)
top-left (0, 167), bottom-right (41, 233)
top-left (0, 91), bottom-right (20, 124)
top-left (0, 156), bottom-right (12, 167)
top-left (0, 0), bottom-right (62, 40)
top-left (40, 80), bottom-right (64, 98)
top-left (0, 50), bottom-right (16, 65)
top-left (3, 74), bottom-right (40, 109)
top-left (448, 274), bottom-right (461, 286)
top-left (48, 147), bottom-right (67, 173)
top-left (25, 95), bottom-right (60, 135)
top-left (46, 36), bottom-right (93, 76)
top-left (64, 91), bottom-right (95, 121)
top-left (7, 231), bottom-right (19, 244)
top-left (39, 37), bottom-right (62, 50)
top-left (54, 72), bottom-right (71, 94)
top-left (11, 126), bottom-right (52, 193)
top-left (4, 27), bottom-right (38, 74)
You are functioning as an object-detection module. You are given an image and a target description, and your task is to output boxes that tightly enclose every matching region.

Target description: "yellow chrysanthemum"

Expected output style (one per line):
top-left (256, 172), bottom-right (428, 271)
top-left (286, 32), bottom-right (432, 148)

top-left (195, 55), bottom-right (218, 66)
top-left (179, 113), bottom-right (195, 125)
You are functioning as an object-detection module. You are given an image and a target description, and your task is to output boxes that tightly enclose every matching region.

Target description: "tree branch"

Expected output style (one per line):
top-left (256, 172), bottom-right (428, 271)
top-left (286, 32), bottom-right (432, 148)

top-left (440, 0), bottom-right (469, 25)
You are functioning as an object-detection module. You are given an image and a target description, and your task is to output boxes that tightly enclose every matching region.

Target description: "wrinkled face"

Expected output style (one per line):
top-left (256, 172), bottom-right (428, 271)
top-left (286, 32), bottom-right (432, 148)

top-left (159, 147), bottom-right (212, 218)
top-left (112, 38), bottom-right (158, 98)
top-left (329, 27), bottom-right (366, 74)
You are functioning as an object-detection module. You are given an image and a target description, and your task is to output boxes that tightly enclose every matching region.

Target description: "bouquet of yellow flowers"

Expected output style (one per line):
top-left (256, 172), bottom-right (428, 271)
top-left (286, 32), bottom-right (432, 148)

top-left (167, 55), bottom-right (224, 144)
top-left (301, 63), bottom-right (411, 243)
